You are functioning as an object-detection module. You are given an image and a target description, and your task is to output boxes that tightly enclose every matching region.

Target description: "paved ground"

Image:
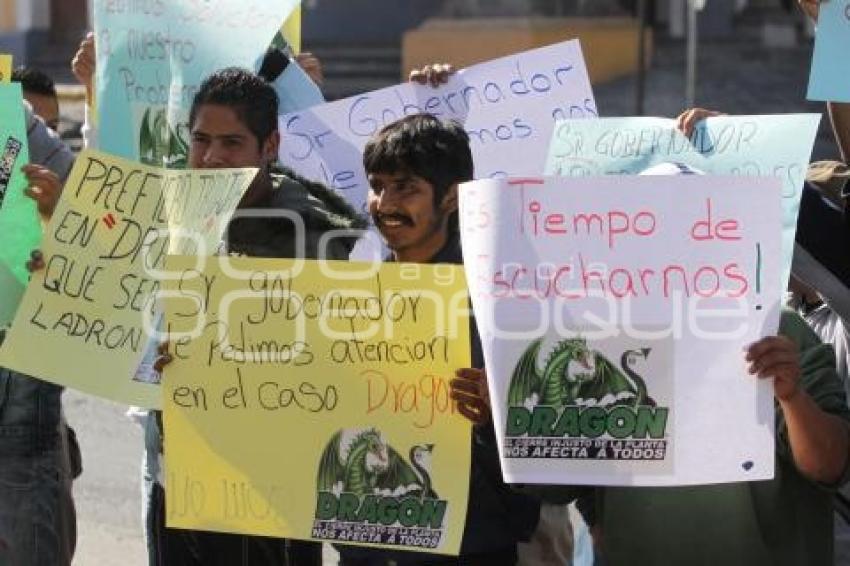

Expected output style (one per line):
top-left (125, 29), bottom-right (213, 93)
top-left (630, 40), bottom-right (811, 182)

top-left (60, 31), bottom-right (839, 566)
top-left (64, 392), bottom-right (146, 565)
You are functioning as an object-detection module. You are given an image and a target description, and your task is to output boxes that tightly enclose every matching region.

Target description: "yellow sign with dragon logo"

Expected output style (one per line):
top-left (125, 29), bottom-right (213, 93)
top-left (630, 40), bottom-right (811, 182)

top-left (162, 256), bottom-right (472, 554)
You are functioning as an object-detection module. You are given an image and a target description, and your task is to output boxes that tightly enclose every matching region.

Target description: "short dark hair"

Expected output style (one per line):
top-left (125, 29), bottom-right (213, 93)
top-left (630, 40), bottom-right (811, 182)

top-left (11, 66), bottom-right (56, 98)
top-left (363, 114), bottom-right (473, 228)
top-left (189, 67), bottom-right (279, 147)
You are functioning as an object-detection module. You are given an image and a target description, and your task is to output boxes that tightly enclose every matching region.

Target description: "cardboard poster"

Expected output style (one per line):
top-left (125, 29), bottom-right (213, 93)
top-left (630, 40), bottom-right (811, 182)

top-left (162, 256), bottom-right (472, 554)
top-left (278, 39), bottom-right (597, 258)
top-left (0, 84), bottom-right (37, 326)
top-left (460, 176), bottom-right (782, 486)
top-left (545, 114), bottom-right (820, 293)
top-left (0, 150), bottom-right (255, 407)
top-left (93, 0), bottom-right (300, 162)
top-left (807, 0), bottom-right (850, 102)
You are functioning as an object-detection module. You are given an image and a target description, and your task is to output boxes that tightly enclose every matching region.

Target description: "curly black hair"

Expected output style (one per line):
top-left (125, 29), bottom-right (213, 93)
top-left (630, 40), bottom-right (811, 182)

top-left (189, 67), bottom-right (279, 148)
top-left (363, 114), bottom-right (473, 224)
top-left (11, 66), bottom-right (56, 97)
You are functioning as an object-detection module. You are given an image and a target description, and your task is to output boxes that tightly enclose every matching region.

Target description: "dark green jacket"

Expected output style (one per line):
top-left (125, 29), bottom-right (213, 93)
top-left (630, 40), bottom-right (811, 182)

top-left (226, 166), bottom-right (367, 260)
top-left (596, 311), bottom-right (850, 566)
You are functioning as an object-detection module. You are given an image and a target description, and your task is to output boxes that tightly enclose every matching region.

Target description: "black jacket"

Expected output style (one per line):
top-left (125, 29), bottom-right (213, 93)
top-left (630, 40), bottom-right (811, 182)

top-left (227, 166), bottom-right (368, 260)
top-left (337, 236), bottom-right (541, 565)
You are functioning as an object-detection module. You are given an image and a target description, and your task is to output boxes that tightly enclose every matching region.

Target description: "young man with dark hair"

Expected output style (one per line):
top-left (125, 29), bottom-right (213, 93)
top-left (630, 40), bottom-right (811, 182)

top-left (332, 113), bottom-right (540, 566)
top-left (147, 67), bottom-right (366, 566)
top-left (12, 66), bottom-right (60, 132)
top-left (0, 106), bottom-right (77, 566)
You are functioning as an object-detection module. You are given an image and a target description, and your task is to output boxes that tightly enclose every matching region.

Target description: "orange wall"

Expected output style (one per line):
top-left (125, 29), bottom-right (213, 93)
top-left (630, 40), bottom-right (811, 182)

top-left (0, 1), bottom-right (16, 32)
top-left (403, 18), bottom-right (652, 85)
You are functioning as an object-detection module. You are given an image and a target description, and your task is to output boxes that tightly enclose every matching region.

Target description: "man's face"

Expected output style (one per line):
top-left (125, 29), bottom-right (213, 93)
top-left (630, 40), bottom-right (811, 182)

top-left (188, 103), bottom-right (277, 170)
top-left (367, 171), bottom-right (455, 261)
top-left (24, 91), bottom-right (59, 131)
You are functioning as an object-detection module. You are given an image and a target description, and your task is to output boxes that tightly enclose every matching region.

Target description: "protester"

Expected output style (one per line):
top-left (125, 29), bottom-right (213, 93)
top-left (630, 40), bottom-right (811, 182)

top-left (331, 113), bottom-right (541, 566)
top-left (789, 165), bottom-right (850, 390)
top-left (790, 164), bottom-right (850, 564)
top-left (12, 66), bottom-right (60, 132)
top-left (580, 311), bottom-right (850, 565)
top-left (565, 157), bottom-right (850, 565)
top-left (147, 67), bottom-right (367, 566)
top-left (410, 63), bottom-right (581, 566)
top-left (66, 39), bottom-right (356, 562)
top-left (0, 106), bottom-right (77, 566)
top-left (680, 80), bottom-right (850, 560)
top-left (788, 8), bottom-right (850, 560)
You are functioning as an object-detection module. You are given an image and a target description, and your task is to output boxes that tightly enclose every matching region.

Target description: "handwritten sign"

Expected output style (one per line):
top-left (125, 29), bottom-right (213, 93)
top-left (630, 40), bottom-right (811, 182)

top-left (273, 62), bottom-right (324, 115)
top-left (162, 256), bottom-right (472, 554)
top-left (0, 54), bottom-right (11, 83)
top-left (545, 115), bottom-right (820, 293)
top-left (0, 150), bottom-right (255, 407)
top-left (93, 0), bottom-right (299, 162)
top-left (279, 39), bottom-right (596, 257)
top-left (808, 0), bottom-right (850, 102)
top-left (460, 176), bottom-right (782, 486)
top-left (0, 84), bottom-right (37, 326)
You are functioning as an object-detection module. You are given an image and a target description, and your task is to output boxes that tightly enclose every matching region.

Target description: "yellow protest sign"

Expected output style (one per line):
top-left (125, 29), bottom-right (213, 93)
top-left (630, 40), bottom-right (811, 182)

top-left (162, 256), bottom-right (472, 555)
top-left (0, 150), bottom-right (255, 407)
top-left (281, 5), bottom-right (302, 54)
top-left (0, 54), bottom-right (11, 83)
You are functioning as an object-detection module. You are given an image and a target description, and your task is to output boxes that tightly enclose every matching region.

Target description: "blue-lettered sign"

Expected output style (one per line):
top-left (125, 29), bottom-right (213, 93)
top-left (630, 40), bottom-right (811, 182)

top-left (93, 0), bottom-right (299, 162)
top-left (544, 115), bottom-right (821, 293)
top-left (278, 39), bottom-right (596, 258)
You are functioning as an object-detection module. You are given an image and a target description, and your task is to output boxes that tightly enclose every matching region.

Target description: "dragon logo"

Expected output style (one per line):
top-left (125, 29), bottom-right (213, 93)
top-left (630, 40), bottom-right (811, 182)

top-left (504, 337), bottom-right (670, 460)
top-left (313, 429), bottom-right (448, 547)
top-left (317, 429), bottom-right (437, 500)
top-left (508, 337), bottom-right (655, 410)
top-left (139, 107), bottom-right (189, 168)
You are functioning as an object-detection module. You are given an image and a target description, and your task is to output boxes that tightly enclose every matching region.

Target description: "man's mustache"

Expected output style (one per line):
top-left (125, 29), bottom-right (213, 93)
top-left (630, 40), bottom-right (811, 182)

top-left (374, 213), bottom-right (413, 226)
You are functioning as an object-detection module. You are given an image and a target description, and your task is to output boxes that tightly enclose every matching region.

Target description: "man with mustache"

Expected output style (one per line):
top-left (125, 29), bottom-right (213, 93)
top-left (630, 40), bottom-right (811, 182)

top-left (334, 113), bottom-right (541, 566)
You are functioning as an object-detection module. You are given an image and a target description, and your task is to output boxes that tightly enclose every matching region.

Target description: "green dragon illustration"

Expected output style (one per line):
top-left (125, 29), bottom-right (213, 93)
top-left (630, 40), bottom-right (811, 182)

top-left (508, 338), bottom-right (654, 409)
top-left (139, 107), bottom-right (188, 168)
top-left (317, 429), bottom-right (438, 500)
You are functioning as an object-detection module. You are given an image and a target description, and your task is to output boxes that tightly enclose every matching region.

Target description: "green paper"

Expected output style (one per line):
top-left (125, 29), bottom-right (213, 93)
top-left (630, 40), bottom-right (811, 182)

top-left (0, 84), bottom-right (38, 326)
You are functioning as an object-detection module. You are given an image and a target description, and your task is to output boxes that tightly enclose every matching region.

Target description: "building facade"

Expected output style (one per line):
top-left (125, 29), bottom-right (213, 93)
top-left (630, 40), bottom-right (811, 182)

top-left (0, 0), bottom-right (88, 72)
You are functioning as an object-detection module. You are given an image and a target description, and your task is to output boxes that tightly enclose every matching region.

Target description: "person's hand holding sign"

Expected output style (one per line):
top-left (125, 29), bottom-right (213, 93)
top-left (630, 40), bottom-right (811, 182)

top-left (72, 32), bottom-right (96, 101)
top-left (451, 368), bottom-right (491, 426)
top-left (746, 332), bottom-right (850, 484)
top-left (409, 63), bottom-right (455, 88)
top-left (22, 164), bottom-right (62, 224)
top-left (745, 336), bottom-right (801, 402)
top-left (25, 249), bottom-right (44, 274)
top-left (797, 0), bottom-right (822, 22)
top-left (153, 341), bottom-right (173, 375)
top-left (675, 107), bottom-right (726, 138)
top-left (295, 52), bottom-right (324, 86)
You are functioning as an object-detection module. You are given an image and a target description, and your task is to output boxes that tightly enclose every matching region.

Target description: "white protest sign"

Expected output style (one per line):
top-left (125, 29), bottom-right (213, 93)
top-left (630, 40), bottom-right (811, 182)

top-left (460, 176), bottom-right (782, 486)
top-left (279, 39), bottom-right (596, 257)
